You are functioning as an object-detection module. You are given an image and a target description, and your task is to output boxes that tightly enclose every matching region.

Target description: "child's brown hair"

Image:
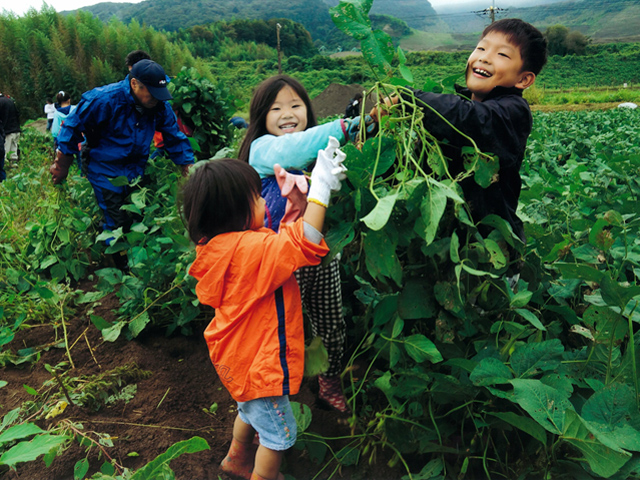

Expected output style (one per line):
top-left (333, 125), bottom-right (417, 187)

top-left (181, 159), bottom-right (262, 244)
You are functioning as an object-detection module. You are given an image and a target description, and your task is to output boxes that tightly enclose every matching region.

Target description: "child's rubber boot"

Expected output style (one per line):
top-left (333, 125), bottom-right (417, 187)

top-left (220, 438), bottom-right (255, 480)
top-left (249, 472), bottom-right (285, 480)
top-left (318, 375), bottom-right (350, 413)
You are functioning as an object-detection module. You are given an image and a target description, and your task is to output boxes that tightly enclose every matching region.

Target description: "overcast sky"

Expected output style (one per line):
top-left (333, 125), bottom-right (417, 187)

top-left (5, 0), bottom-right (478, 17)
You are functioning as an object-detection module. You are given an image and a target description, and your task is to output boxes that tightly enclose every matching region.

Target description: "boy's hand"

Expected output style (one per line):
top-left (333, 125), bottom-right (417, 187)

top-left (369, 96), bottom-right (399, 122)
top-left (308, 136), bottom-right (347, 208)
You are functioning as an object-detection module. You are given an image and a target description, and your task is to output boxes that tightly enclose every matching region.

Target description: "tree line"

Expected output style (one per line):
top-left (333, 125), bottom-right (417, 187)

top-left (0, 7), bottom-right (198, 120)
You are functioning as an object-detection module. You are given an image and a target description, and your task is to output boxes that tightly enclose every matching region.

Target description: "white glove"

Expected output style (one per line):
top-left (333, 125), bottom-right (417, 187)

top-left (308, 136), bottom-right (347, 208)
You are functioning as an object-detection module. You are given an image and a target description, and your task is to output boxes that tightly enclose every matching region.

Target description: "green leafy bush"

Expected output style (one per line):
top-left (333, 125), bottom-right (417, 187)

top-left (169, 67), bottom-right (236, 160)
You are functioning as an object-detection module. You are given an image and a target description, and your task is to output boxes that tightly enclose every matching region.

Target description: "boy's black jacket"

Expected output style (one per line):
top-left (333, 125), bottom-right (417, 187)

top-left (405, 85), bottom-right (532, 243)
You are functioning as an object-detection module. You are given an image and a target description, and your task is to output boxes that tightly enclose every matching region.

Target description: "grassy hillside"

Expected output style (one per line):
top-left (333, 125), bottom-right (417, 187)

top-left (441, 0), bottom-right (640, 43)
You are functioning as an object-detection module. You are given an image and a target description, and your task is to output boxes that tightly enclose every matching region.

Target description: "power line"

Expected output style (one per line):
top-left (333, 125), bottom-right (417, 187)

top-left (391, 0), bottom-right (639, 22)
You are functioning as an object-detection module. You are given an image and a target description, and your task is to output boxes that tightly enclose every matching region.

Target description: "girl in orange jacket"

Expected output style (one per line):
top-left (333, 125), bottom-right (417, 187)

top-left (183, 143), bottom-right (346, 480)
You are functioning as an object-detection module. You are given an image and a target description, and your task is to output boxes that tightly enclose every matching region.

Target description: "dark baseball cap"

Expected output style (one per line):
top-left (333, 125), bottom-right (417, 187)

top-left (130, 59), bottom-right (172, 101)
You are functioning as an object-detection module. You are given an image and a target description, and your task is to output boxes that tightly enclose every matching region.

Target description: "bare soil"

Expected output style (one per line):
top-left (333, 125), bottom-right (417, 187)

top-left (311, 84), bottom-right (366, 119)
top-left (0, 284), bottom-right (400, 480)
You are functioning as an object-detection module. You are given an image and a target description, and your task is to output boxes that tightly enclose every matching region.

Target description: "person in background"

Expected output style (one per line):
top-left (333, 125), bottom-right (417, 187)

top-left (185, 144), bottom-right (346, 480)
top-left (344, 92), bottom-right (363, 119)
top-left (125, 50), bottom-right (151, 70)
top-left (230, 116), bottom-right (249, 129)
top-left (0, 118), bottom-right (5, 182)
top-left (44, 98), bottom-right (56, 132)
top-left (0, 92), bottom-right (21, 165)
top-left (51, 91), bottom-right (75, 143)
top-left (49, 59), bottom-right (194, 272)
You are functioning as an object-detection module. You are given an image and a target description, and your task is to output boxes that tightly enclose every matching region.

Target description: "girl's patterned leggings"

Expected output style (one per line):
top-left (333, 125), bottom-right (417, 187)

top-left (295, 257), bottom-right (346, 378)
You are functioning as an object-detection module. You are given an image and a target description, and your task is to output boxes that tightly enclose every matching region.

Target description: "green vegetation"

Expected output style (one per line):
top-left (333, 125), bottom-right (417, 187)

top-left (0, 7), bottom-right (198, 119)
top-left (167, 18), bottom-right (317, 59)
top-left (545, 24), bottom-right (590, 56)
top-left (2, 2), bottom-right (640, 478)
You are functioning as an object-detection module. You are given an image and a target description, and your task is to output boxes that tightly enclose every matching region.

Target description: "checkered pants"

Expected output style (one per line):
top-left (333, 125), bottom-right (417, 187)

top-left (295, 257), bottom-right (346, 378)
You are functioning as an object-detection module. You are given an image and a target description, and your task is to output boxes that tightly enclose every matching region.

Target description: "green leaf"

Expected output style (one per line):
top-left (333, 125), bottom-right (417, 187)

top-left (472, 153), bottom-right (499, 188)
top-left (108, 176), bottom-right (130, 187)
top-left (510, 290), bottom-right (533, 308)
top-left (130, 437), bottom-right (209, 480)
top-left (488, 411), bottom-right (547, 445)
top-left (325, 222), bottom-right (355, 261)
top-left (90, 315), bottom-right (112, 331)
top-left (0, 423), bottom-right (45, 445)
top-left (391, 316), bottom-right (404, 338)
top-left (23, 385), bottom-right (37, 395)
top-left (582, 383), bottom-right (636, 433)
top-left (398, 279), bottom-right (437, 320)
top-left (515, 309), bottom-right (546, 331)
top-left (589, 218), bottom-right (614, 250)
top-left (469, 357), bottom-right (513, 386)
top-left (583, 305), bottom-right (626, 344)
top-left (336, 445), bottom-right (360, 466)
top-left (102, 321), bottom-right (125, 343)
top-left (74, 458), bottom-right (89, 480)
top-left (420, 185), bottom-right (447, 245)
top-left (329, 1), bottom-right (373, 40)
top-left (484, 238), bottom-right (506, 269)
top-left (363, 136), bottom-right (396, 177)
top-left (291, 402), bottom-right (312, 433)
top-left (509, 379), bottom-right (572, 435)
top-left (360, 30), bottom-right (395, 78)
top-left (364, 230), bottom-right (402, 285)
top-left (600, 275), bottom-right (640, 310)
top-left (554, 262), bottom-right (605, 283)
top-left (128, 311), bottom-right (150, 338)
top-left (510, 339), bottom-right (563, 378)
top-left (0, 434), bottom-right (69, 467)
top-left (304, 337), bottom-right (329, 377)
top-left (562, 409), bottom-right (631, 478)
top-left (403, 334), bottom-right (443, 364)
top-left (362, 191), bottom-right (398, 231)
top-left (373, 294), bottom-right (398, 326)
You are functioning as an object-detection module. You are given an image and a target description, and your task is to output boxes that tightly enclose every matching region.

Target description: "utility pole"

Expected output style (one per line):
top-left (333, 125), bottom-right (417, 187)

top-left (276, 23), bottom-right (282, 74)
top-left (474, 0), bottom-right (505, 24)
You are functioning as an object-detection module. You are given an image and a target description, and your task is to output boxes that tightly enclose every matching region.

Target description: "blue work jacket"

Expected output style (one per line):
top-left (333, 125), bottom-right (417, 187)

top-left (57, 77), bottom-right (193, 191)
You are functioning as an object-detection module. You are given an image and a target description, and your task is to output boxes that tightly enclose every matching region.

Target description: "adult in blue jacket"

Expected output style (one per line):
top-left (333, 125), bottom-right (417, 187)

top-left (50, 60), bottom-right (194, 268)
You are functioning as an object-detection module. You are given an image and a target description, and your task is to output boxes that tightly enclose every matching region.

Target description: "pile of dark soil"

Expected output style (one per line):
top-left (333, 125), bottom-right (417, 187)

top-left (311, 84), bottom-right (366, 119)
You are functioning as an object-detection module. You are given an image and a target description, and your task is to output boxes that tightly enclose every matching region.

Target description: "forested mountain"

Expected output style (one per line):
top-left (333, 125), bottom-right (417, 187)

top-left (72, 0), bottom-right (336, 44)
top-left (71, 0), bottom-right (440, 45)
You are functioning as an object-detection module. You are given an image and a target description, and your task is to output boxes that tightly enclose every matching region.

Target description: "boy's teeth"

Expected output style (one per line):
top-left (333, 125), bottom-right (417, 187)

top-left (474, 68), bottom-right (491, 77)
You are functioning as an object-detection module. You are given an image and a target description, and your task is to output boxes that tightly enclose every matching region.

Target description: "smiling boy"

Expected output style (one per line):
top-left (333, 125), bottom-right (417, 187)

top-left (377, 19), bottom-right (547, 246)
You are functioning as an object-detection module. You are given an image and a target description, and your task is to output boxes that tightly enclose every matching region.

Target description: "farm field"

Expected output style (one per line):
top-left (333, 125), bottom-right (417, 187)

top-left (2, 101), bottom-right (640, 479)
top-left (3, 2), bottom-right (640, 478)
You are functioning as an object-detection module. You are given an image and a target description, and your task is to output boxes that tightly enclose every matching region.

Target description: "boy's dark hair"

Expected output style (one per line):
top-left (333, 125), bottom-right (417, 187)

top-left (125, 50), bottom-right (151, 69)
top-left (238, 75), bottom-right (317, 163)
top-left (482, 18), bottom-right (548, 75)
top-left (180, 158), bottom-right (263, 244)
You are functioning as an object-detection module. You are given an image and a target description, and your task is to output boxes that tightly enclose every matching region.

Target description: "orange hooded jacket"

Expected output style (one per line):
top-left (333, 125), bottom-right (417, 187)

top-left (189, 219), bottom-right (329, 402)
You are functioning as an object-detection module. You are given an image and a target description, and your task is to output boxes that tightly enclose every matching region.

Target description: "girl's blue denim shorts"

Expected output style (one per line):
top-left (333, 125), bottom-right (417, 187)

top-left (237, 395), bottom-right (297, 451)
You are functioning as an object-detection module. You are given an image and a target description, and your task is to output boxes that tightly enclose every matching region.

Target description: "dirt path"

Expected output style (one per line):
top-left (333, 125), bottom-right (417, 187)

top-left (26, 118), bottom-right (49, 134)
